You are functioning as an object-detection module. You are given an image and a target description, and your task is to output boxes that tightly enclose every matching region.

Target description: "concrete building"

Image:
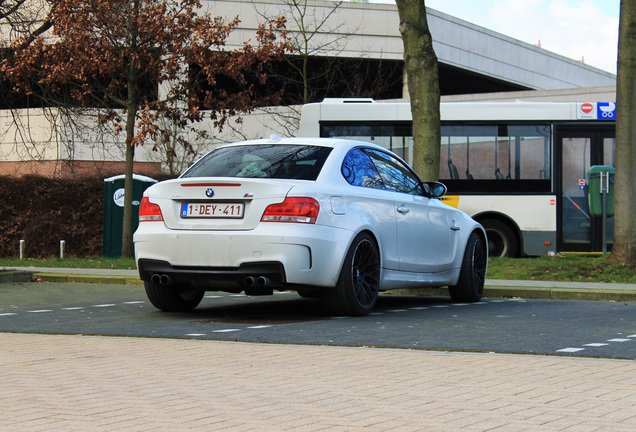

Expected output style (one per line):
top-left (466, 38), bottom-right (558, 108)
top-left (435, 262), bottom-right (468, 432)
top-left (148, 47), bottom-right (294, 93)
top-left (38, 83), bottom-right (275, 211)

top-left (212, 0), bottom-right (615, 96)
top-left (0, 0), bottom-right (617, 178)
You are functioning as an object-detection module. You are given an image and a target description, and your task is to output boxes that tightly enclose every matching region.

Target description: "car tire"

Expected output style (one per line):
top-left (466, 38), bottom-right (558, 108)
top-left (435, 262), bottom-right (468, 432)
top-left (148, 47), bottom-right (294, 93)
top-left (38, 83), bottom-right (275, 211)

top-left (297, 289), bottom-right (322, 299)
top-left (324, 232), bottom-right (380, 316)
top-left (449, 232), bottom-right (487, 303)
top-left (481, 219), bottom-right (518, 258)
top-left (144, 281), bottom-right (204, 312)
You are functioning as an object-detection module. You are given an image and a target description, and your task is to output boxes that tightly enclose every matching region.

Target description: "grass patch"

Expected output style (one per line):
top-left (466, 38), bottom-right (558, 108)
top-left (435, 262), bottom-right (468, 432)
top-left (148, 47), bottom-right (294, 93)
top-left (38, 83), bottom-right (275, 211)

top-left (0, 256), bottom-right (136, 270)
top-left (488, 255), bottom-right (636, 283)
top-left (1, 254), bottom-right (635, 284)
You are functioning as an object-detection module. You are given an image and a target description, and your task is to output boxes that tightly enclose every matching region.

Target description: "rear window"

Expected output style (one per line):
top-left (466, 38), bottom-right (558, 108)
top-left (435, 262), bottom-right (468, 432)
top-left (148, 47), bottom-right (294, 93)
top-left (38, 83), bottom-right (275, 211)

top-left (181, 144), bottom-right (333, 180)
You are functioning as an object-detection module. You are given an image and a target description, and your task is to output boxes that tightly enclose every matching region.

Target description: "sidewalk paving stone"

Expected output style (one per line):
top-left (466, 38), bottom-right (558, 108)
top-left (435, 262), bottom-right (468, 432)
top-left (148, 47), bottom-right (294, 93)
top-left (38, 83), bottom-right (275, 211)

top-left (1, 333), bottom-right (635, 432)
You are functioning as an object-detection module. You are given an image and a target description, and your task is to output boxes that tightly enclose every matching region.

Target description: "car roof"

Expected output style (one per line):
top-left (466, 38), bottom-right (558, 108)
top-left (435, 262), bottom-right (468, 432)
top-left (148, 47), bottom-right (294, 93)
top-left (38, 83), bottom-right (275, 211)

top-left (217, 135), bottom-right (385, 151)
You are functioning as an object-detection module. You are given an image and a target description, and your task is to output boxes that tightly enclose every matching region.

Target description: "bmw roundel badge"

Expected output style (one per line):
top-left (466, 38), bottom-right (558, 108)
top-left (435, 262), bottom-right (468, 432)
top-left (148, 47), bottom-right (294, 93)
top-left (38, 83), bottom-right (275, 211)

top-left (205, 188), bottom-right (214, 198)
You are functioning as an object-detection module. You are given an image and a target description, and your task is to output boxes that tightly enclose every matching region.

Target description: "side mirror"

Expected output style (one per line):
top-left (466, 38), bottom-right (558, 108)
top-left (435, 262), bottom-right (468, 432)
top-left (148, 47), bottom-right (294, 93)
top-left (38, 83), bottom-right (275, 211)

top-left (426, 181), bottom-right (447, 199)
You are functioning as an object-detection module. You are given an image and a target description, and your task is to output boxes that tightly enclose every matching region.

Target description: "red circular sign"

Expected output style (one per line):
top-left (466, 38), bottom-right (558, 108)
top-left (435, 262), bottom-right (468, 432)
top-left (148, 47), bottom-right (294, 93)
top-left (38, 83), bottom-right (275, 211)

top-left (581, 103), bottom-right (594, 114)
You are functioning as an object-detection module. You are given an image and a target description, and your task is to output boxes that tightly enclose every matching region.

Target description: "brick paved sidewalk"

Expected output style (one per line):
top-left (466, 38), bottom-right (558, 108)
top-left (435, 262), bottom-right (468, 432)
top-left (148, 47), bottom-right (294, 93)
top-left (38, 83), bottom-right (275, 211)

top-left (1, 333), bottom-right (635, 431)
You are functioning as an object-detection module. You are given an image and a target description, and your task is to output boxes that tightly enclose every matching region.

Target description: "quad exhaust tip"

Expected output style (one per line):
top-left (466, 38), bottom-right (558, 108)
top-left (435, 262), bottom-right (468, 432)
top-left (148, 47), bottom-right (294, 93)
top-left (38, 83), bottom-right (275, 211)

top-left (256, 276), bottom-right (271, 287)
top-left (243, 275), bottom-right (272, 288)
top-left (151, 274), bottom-right (173, 285)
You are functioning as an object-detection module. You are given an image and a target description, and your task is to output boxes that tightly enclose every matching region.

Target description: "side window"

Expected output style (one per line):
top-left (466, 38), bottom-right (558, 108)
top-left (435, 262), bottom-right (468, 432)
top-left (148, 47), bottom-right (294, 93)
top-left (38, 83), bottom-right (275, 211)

top-left (366, 149), bottom-right (424, 195)
top-left (440, 124), bottom-right (551, 181)
top-left (341, 148), bottom-right (384, 189)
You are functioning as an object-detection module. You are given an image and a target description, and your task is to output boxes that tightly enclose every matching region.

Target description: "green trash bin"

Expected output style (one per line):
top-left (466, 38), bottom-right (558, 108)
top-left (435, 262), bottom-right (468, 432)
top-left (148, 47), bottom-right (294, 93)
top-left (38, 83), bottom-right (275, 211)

top-left (587, 165), bottom-right (614, 217)
top-left (103, 174), bottom-right (157, 258)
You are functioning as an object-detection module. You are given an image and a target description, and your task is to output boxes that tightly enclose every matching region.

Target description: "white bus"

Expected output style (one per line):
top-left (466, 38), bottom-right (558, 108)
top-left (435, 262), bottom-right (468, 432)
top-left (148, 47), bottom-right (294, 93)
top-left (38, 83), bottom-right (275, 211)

top-left (299, 98), bottom-right (616, 257)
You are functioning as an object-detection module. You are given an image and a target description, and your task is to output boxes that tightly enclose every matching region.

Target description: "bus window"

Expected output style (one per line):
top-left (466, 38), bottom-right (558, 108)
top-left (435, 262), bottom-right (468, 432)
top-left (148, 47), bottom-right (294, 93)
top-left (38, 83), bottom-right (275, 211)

top-left (441, 125), bottom-right (498, 180)
top-left (440, 124), bottom-right (551, 193)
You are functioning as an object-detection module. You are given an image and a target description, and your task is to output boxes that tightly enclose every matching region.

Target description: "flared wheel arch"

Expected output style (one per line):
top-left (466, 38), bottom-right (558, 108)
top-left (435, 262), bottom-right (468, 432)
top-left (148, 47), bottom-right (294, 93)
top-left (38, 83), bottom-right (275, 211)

top-left (324, 230), bottom-right (381, 316)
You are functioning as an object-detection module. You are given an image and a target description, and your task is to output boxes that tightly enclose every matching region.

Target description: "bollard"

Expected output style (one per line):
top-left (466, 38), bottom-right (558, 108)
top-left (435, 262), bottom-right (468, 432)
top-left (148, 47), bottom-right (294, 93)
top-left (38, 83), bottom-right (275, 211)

top-left (60, 240), bottom-right (66, 259)
top-left (19, 239), bottom-right (25, 260)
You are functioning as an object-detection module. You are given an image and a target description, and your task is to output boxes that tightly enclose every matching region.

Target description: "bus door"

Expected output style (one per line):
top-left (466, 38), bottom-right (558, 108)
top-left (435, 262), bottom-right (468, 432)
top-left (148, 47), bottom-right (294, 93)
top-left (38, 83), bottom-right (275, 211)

top-left (556, 126), bottom-right (615, 253)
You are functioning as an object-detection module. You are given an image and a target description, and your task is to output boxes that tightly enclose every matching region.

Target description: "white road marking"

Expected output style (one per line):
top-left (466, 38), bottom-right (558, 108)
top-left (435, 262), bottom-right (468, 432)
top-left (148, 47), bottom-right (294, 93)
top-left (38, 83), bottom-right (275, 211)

top-left (557, 348), bottom-right (585, 353)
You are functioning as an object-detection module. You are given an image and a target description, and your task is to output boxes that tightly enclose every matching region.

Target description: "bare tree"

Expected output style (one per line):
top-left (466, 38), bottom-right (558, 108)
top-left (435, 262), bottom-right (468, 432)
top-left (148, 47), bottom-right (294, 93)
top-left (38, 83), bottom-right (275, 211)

top-left (3, 0), bottom-right (289, 257)
top-left (252, 0), bottom-right (403, 139)
top-left (0, 0), bottom-right (52, 43)
top-left (257, 0), bottom-right (347, 105)
top-left (395, 0), bottom-right (440, 181)
top-left (0, 1), bottom-right (116, 180)
top-left (612, 0), bottom-right (636, 265)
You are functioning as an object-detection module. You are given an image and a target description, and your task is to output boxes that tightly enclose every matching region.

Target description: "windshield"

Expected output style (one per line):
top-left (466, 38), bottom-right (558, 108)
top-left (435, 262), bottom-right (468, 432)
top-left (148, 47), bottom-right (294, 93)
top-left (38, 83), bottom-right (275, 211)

top-left (181, 144), bottom-right (333, 180)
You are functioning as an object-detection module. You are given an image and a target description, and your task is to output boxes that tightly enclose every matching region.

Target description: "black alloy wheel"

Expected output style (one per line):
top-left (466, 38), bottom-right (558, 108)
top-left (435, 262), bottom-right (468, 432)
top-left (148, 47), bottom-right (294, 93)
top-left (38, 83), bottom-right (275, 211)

top-left (324, 232), bottom-right (380, 316)
top-left (449, 232), bottom-right (487, 302)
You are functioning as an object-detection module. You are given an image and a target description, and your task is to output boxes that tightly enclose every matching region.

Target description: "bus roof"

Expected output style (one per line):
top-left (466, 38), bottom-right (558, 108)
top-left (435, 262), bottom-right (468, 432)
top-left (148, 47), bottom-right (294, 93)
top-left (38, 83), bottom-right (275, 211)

top-left (303, 98), bottom-right (615, 122)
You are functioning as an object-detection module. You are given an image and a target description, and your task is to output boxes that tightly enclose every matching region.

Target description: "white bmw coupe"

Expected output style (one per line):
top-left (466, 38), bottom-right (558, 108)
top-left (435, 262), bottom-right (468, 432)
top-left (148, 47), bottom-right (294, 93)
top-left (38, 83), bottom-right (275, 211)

top-left (134, 136), bottom-right (487, 316)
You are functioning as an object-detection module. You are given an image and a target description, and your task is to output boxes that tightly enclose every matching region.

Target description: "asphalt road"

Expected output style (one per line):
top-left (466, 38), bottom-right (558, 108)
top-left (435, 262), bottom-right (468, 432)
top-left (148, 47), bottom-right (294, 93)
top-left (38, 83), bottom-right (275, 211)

top-left (1, 281), bottom-right (635, 359)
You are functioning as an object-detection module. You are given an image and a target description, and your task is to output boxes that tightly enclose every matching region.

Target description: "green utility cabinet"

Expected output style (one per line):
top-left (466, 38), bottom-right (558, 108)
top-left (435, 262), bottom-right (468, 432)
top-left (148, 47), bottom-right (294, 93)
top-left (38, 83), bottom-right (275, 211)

top-left (587, 165), bottom-right (615, 217)
top-left (103, 174), bottom-right (157, 258)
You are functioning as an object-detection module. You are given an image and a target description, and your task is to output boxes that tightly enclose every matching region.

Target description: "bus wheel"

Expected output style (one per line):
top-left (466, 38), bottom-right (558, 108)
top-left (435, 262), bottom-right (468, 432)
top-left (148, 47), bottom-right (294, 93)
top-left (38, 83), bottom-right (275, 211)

top-left (481, 219), bottom-right (518, 258)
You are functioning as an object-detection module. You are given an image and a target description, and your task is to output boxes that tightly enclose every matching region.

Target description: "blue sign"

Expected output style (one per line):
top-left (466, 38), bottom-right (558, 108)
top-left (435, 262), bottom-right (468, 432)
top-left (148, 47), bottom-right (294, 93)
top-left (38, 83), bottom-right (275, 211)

top-left (597, 102), bottom-right (616, 119)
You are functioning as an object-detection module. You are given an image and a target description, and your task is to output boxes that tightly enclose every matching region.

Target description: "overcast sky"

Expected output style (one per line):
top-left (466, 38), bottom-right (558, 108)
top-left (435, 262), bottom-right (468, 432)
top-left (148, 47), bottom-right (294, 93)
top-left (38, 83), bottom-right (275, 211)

top-left (362, 0), bottom-right (620, 74)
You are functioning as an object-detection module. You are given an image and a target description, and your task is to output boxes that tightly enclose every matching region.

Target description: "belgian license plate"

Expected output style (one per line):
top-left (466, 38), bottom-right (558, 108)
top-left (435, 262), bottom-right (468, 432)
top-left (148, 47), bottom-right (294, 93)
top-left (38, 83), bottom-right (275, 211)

top-left (180, 202), bottom-right (244, 218)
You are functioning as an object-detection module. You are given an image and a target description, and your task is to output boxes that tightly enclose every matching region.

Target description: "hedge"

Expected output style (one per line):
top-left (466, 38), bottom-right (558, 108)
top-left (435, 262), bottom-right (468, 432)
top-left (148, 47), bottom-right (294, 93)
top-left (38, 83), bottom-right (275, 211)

top-left (0, 174), bottom-right (173, 258)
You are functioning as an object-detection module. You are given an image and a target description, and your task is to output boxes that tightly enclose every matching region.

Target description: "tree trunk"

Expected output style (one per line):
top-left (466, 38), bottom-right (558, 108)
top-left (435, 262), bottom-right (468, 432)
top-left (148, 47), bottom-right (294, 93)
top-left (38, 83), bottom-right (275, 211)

top-left (612, 0), bottom-right (636, 265)
top-left (121, 105), bottom-right (136, 258)
top-left (121, 0), bottom-right (140, 259)
top-left (395, 0), bottom-right (440, 181)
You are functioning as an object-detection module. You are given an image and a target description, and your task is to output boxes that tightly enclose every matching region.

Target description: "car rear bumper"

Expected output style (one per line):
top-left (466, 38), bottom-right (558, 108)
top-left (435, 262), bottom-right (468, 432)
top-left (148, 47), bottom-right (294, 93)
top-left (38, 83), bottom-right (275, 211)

top-left (137, 258), bottom-right (286, 293)
top-left (133, 223), bottom-right (352, 288)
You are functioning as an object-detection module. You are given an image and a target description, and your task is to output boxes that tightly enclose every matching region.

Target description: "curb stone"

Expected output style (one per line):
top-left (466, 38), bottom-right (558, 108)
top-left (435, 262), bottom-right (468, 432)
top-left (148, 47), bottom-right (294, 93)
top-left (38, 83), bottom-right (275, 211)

top-left (4, 269), bottom-right (636, 302)
top-left (33, 272), bottom-right (144, 285)
top-left (0, 270), bottom-right (32, 283)
top-left (386, 284), bottom-right (636, 302)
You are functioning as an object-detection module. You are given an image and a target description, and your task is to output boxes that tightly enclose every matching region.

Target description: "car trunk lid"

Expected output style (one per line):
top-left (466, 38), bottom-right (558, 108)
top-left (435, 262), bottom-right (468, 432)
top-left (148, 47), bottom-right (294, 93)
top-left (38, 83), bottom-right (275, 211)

top-left (146, 178), bottom-right (296, 231)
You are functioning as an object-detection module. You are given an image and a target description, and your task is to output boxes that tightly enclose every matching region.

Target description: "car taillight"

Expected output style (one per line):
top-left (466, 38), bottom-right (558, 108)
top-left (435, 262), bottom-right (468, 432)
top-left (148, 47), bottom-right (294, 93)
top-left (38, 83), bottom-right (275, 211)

top-left (139, 197), bottom-right (164, 222)
top-left (261, 197), bottom-right (319, 224)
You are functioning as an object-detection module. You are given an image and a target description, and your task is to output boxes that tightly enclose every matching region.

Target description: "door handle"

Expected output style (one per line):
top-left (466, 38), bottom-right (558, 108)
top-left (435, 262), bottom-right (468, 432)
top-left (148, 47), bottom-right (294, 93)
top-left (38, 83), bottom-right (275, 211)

top-left (397, 205), bottom-right (410, 215)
